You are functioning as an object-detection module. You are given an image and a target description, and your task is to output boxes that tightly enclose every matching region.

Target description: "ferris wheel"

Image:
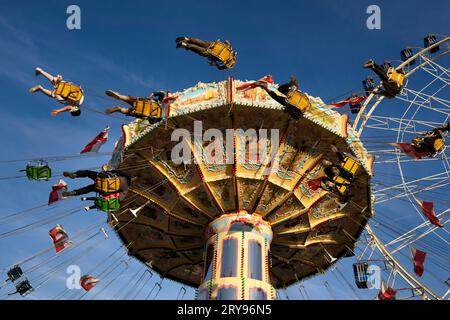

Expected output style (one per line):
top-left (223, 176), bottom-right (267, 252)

top-left (351, 35), bottom-right (449, 300)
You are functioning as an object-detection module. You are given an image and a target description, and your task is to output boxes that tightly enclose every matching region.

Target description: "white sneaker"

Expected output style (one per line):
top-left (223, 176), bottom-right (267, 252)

top-left (35, 67), bottom-right (43, 76)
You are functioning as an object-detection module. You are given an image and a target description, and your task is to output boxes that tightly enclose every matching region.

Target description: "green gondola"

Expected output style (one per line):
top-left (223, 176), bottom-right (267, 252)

top-left (25, 161), bottom-right (52, 181)
top-left (95, 196), bottom-right (120, 213)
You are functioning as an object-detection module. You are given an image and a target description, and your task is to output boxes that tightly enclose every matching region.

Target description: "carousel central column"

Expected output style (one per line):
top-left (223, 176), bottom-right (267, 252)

top-left (198, 211), bottom-right (275, 300)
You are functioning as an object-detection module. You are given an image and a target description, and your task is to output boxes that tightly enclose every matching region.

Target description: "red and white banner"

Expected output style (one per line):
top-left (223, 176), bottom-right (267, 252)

top-left (409, 246), bottom-right (427, 277)
top-left (80, 275), bottom-right (100, 291)
top-left (236, 75), bottom-right (274, 91)
top-left (49, 224), bottom-right (71, 253)
top-left (48, 179), bottom-right (68, 205)
top-left (391, 142), bottom-right (428, 160)
top-left (330, 96), bottom-right (366, 108)
top-left (80, 126), bottom-right (109, 154)
top-left (377, 281), bottom-right (397, 300)
top-left (418, 200), bottom-right (443, 228)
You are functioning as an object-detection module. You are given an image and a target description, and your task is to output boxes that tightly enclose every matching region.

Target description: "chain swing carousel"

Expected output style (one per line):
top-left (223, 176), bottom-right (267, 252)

top-left (107, 69), bottom-right (374, 300)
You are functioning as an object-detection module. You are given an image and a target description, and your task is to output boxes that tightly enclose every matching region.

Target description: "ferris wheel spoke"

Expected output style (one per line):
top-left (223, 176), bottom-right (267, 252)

top-left (418, 53), bottom-right (450, 80)
top-left (402, 86), bottom-right (450, 110)
top-left (374, 170), bottom-right (450, 193)
top-left (374, 175), bottom-right (450, 204)
top-left (374, 155), bottom-right (449, 164)
top-left (386, 212), bottom-right (449, 252)
top-left (398, 91), bottom-right (450, 118)
top-left (363, 115), bottom-right (443, 134)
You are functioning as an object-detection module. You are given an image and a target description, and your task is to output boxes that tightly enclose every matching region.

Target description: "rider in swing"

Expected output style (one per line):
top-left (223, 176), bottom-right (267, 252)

top-left (104, 90), bottom-right (167, 123)
top-left (176, 37), bottom-right (237, 70)
top-left (29, 67), bottom-right (84, 117)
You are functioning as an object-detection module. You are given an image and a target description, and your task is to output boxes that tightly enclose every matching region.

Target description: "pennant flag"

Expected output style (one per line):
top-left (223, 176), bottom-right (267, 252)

top-left (377, 281), bottom-right (397, 300)
top-left (409, 246), bottom-right (427, 277)
top-left (80, 275), bottom-right (100, 291)
top-left (307, 177), bottom-right (323, 192)
top-left (236, 75), bottom-right (274, 91)
top-left (330, 95), bottom-right (366, 108)
top-left (391, 142), bottom-right (428, 159)
top-left (48, 179), bottom-right (68, 205)
top-left (80, 126), bottom-right (110, 154)
top-left (49, 224), bottom-right (72, 253)
top-left (419, 200), bottom-right (443, 227)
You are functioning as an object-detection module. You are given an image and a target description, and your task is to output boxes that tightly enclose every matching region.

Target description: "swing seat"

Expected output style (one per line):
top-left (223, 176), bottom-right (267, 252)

top-left (433, 138), bottom-right (445, 153)
top-left (54, 81), bottom-right (84, 103)
top-left (131, 98), bottom-right (162, 118)
top-left (207, 41), bottom-right (236, 69)
top-left (7, 266), bottom-right (24, 282)
top-left (16, 280), bottom-right (33, 296)
top-left (26, 163), bottom-right (52, 180)
top-left (332, 176), bottom-right (350, 195)
top-left (363, 77), bottom-right (375, 95)
top-left (424, 35), bottom-right (439, 54)
top-left (96, 173), bottom-right (121, 193)
top-left (285, 89), bottom-right (311, 113)
top-left (339, 155), bottom-right (361, 180)
top-left (95, 195), bottom-right (120, 212)
top-left (353, 263), bottom-right (369, 289)
top-left (401, 48), bottom-right (416, 65)
top-left (387, 68), bottom-right (405, 87)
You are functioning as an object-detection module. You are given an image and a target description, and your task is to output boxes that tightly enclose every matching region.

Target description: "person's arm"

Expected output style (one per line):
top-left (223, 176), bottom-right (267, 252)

top-left (51, 106), bottom-right (73, 116)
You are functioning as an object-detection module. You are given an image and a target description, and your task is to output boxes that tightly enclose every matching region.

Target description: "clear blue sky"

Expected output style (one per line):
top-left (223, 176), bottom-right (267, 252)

top-left (0, 0), bottom-right (448, 300)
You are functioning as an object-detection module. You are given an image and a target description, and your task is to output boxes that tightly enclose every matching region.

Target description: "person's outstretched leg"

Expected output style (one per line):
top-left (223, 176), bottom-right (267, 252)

top-left (35, 67), bottom-right (60, 85)
top-left (105, 106), bottom-right (131, 115)
top-left (187, 38), bottom-right (210, 48)
top-left (435, 122), bottom-right (450, 133)
top-left (184, 43), bottom-right (209, 56)
top-left (29, 85), bottom-right (54, 97)
top-left (363, 60), bottom-right (389, 82)
top-left (63, 184), bottom-right (97, 197)
top-left (372, 63), bottom-right (390, 82)
top-left (63, 170), bottom-right (98, 181)
top-left (105, 90), bottom-right (135, 104)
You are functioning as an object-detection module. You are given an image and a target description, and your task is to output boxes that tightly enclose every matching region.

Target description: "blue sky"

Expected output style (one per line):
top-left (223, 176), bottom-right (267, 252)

top-left (0, 0), bottom-right (448, 300)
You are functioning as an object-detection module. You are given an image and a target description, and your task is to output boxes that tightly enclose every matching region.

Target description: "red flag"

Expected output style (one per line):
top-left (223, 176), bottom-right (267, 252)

top-left (48, 179), bottom-right (67, 205)
top-left (236, 75), bottom-right (274, 91)
top-left (80, 275), bottom-right (100, 291)
top-left (377, 281), bottom-right (397, 300)
top-left (80, 126), bottom-right (109, 154)
top-left (391, 142), bottom-right (428, 159)
top-left (307, 177), bottom-right (323, 192)
top-left (420, 200), bottom-right (443, 227)
top-left (330, 96), bottom-right (366, 108)
top-left (410, 247), bottom-right (427, 277)
top-left (49, 224), bottom-right (71, 253)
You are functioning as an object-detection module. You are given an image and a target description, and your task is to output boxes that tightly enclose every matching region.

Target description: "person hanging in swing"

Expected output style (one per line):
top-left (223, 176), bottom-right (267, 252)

top-left (29, 67), bottom-right (84, 117)
top-left (104, 90), bottom-right (166, 123)
top-left (175, 37), bottom-right (237, 70)
top-left (61, 164), bottom-right (132, 198)
top-left (363, 60), bottom-right (405, 98)
top-left (256, 76), bottom-right (310, 119)
top-left (320, 145), bottom-right (360, 203)
top-left (411, 122), bottom-right (450, 156)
